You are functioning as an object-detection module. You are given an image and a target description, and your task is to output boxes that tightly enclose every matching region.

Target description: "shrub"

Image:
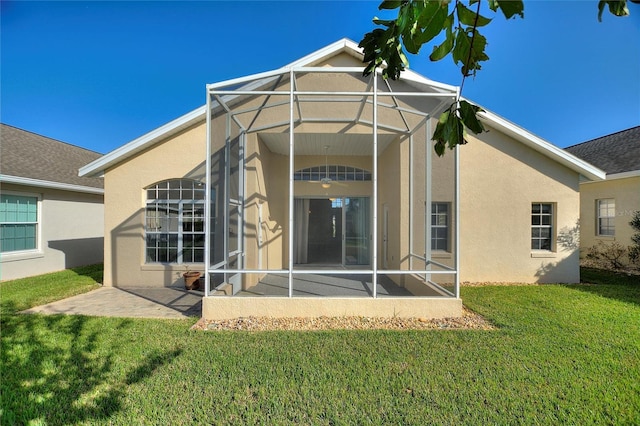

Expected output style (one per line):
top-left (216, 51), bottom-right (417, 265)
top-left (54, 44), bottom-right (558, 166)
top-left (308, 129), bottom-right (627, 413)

top-left (629, 211), bottom-right (640, 265)
top-left (586, 241), bottom-right (628, 270)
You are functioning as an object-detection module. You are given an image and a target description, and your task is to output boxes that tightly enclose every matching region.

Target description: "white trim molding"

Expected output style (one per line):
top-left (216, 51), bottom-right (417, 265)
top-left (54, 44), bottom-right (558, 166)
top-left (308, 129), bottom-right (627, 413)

top-left (0, 175), bottom-right (104, 195)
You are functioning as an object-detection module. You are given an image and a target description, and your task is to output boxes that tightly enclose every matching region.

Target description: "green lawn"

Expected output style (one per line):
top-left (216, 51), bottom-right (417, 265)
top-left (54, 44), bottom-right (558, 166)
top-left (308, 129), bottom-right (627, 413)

top-left (1, 268), bottom-right (638, 425)
top-left (0, 264), bottom-right (103, 317)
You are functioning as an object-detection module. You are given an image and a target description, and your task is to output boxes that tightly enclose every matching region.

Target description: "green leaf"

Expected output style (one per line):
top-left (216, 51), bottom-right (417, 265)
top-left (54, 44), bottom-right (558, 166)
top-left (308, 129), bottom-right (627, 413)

top-left (458, 100), bottom-right (485, 134)
top-left (434, 139), bottom-right (446, 156)
top-left (400, 2), bottom-right (422, 54)
top-left (403, 35), bottom-right (420, 54)
top-left (372, 18), bottom-right (396, 27)
top-left (490, 0), bottom-right (524, 19)
top-left (448, 112), bottom-right (465, 149)
top-left (456, 2), bottom-right (492, 27)
top-left (415, 2), bottom-right (449, 44)
top-left (432, 107), bottom-right (466, 156)
top-left (429, 13), bottom-right (455, 61)
top-left (397, 43), bottom-right (409, 68)
top-left (597, 0), bottom-right (606, 21)
top-left (379, 0), bottom-right (404, 10)
top-left (598, 0), bottom-right (629, 21)
top-left (452, 28), bottom-right (488, 76)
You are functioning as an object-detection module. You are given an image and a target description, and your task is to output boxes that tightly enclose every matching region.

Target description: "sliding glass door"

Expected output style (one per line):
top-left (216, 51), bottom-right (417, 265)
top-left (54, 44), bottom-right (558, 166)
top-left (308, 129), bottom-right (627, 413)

top-left (294, 197), bottom-right (370, 266)
top-left (344, 197), bottom-right (370, 265)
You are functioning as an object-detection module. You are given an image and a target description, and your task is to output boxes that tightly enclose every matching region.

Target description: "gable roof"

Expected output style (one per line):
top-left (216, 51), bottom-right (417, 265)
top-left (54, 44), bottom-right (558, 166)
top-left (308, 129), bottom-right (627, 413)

top-left (79, 38), bottom-right (605, 182)
top-left (1, 124), bottom-right (104, 194)
top-left (565, 126), bottom-right (640, 177)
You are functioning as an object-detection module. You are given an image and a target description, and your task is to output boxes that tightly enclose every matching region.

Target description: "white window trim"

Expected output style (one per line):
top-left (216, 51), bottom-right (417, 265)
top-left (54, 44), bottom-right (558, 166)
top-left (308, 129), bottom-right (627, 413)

top-left (431, 202), bottom-right (450, 253)
top-left (0, 190), bottom-right (43, 259)
top-left (596, 198), bottom-right (615, 237)
top-left (144, 180), bottom-right (206, 265)
top-left (531, 202), bottom-right (555, 252)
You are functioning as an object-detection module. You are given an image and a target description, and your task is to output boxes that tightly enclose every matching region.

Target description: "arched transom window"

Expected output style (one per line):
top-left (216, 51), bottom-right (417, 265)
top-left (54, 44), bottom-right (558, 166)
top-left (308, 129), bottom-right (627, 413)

top-left (294, 165), bottom-right (371, 182)
top-left (145, 179), bottom-right (205, 264)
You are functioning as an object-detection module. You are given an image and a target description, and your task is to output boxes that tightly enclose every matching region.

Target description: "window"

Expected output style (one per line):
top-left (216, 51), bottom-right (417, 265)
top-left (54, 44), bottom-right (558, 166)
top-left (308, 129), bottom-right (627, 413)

top-left (531, 203), bottom-right (553, 250)
top-left (597, 199), bottom-right (615, 236)
top-left (1, 194), bottom-right (39, 253)
top-left (145, 179), bottom-right (205, 264)
top-left (294, 165), bottom-right (371, 182)
top-left (431, 202), bottom-right (449, 251)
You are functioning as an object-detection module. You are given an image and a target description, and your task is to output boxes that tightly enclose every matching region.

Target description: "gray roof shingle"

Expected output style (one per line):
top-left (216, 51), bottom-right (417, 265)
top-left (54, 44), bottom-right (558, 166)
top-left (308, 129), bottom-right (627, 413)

top-left (0, 124), bottom-right (104, 189)
top-left (565, 126), bottom-right (640, 175)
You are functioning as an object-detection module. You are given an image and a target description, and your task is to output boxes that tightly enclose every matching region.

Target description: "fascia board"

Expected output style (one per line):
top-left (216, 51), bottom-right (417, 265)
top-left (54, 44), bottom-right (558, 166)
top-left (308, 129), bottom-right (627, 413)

top-left (284, 38), bottom-right (359, 69)
top-left (400, 69), bottom-right (458, 93)
top-left (208, 39), bottom-right (360, 92)
top-left (79, 106), bottom-right (206, 177)
top-left (0, 175), bottom-right (104, 195)
top-left (607, 170), bottom-right (640, 180)
top-left (581, 169), bottom-right (640, 184)
top-left (207, 68), bottom-right (288, 91)
top-left (477, 108), bottom-right (606, 182)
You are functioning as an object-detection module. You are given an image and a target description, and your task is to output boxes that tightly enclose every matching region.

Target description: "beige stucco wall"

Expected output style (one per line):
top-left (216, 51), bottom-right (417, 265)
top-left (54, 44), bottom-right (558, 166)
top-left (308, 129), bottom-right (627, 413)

top-left (459, 125), bottom-right (581, 283)
top-left (101, 117), bottom-right (583, 287)
top-left (378, 136), bottom-right (404, 271)
top-left (100, 57), bottom-right (585, 289)
top-left (1, 183), bottom-right (104, 281)
top-left (578, 175), bottom-right (640, 254)
top-left (103, 123), bottom-right (207, 286)
top-left (203, 296), bottom-right (462, 320)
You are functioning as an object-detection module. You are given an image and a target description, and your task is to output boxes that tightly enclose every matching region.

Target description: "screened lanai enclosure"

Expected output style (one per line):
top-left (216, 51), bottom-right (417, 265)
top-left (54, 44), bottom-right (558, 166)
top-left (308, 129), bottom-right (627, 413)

top-left (202, 55), bottom-right (462, 318)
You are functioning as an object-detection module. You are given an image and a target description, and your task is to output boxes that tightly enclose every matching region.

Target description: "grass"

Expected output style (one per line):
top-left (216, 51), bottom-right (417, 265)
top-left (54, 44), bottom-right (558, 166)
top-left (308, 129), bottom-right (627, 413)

top-left (1, 268), bottom-right (639, 425)
top-left (0, 264), bottom-right (102, 317)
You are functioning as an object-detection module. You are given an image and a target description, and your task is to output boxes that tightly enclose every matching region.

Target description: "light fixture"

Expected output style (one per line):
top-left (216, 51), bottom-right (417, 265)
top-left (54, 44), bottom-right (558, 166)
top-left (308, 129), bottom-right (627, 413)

top-left (321, 145), bottom-right (332, 189)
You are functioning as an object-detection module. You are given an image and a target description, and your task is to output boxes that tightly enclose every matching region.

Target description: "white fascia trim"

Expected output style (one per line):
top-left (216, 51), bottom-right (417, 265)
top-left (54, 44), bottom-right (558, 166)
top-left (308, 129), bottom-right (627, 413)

top-left (0, 175), bottom-right (104, 194)
top-left (477, 108), bottom-right (606, 182)
top-left (401, 69), bottom-right (458, 93)
top-left (607, 169), bottom-right (640, 180)
top-left (285, 38), bottom-right (359, 68)
top-left (207, 68), bottom-right (288, 91)
top-left (208, 39), bottom-right (359, 91)
top-left (79, 105), bottom-right (206, 177)
top-left (581, 169), bottom-right (640, 184)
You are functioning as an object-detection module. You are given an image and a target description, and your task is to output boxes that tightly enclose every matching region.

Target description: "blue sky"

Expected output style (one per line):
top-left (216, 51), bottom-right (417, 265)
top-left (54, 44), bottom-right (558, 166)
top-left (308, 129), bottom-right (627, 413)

top-left (1, 1), bottom-right (639, 154)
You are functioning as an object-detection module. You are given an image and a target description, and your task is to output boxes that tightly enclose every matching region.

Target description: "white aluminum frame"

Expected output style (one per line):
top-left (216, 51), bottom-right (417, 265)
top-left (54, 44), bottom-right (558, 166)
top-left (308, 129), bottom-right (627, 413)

top-left (204, 66), bottom-right (460, 299)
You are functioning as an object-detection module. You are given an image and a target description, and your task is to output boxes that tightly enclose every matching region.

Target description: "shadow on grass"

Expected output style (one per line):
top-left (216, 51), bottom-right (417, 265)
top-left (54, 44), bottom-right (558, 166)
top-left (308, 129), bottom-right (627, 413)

top-left (561, 267), bottom-right (640, 307)
top-left (69, 263), bottom-right (104, 284)
top-left (1, 304), bottom-right (182, 424)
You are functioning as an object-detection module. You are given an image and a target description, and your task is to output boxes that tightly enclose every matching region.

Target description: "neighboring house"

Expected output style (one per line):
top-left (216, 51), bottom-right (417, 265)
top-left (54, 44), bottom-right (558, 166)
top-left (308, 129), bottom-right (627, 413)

top-left (565, 126), bottom-right (640, 256)
top-left (0, 124), bottom-right (104, 280)
top-left (80, 39), bottom-right (604, 319)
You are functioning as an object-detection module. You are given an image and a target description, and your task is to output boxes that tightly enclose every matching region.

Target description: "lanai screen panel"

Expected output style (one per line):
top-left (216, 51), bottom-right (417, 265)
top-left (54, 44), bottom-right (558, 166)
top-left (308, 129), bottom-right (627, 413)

top-left (205, 67), bottom-right (459, 298)
top-left (408, 119), bottom-right (457, 296)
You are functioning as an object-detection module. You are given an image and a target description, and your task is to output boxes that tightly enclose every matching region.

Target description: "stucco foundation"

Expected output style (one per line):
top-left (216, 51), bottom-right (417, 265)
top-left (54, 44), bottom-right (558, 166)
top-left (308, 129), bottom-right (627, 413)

top-left (202, 296), bottom-right (462, 320)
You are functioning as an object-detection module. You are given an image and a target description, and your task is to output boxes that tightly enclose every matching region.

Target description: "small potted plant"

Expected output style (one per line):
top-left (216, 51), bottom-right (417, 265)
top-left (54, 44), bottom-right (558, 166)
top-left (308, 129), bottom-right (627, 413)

top-left (182, 267), bottom-right (201, 290)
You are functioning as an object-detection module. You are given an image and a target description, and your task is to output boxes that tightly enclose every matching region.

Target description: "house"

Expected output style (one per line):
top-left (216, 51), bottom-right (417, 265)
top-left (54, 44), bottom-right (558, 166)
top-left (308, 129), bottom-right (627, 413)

top-left (79, 39), bottom-right (604, 320)
top-left (0, 124), bottom-right (104, 280)
top-left (565, 126), bottom-right (640, 256)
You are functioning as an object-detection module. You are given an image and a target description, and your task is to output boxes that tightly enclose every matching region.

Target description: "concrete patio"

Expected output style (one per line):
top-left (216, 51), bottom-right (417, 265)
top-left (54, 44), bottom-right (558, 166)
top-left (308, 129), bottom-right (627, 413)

top-left (239, 273), bottom-right (428, 297)
top-left (22, 286), bottom-right (203, 319)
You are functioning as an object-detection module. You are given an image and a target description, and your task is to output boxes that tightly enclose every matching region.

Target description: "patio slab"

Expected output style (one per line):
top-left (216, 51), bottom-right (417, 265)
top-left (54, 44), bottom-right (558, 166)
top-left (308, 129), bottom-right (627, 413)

top-left (240, 273), bottom-right (432, 297)
top-left (22, 286), bottom-right (202, 319)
